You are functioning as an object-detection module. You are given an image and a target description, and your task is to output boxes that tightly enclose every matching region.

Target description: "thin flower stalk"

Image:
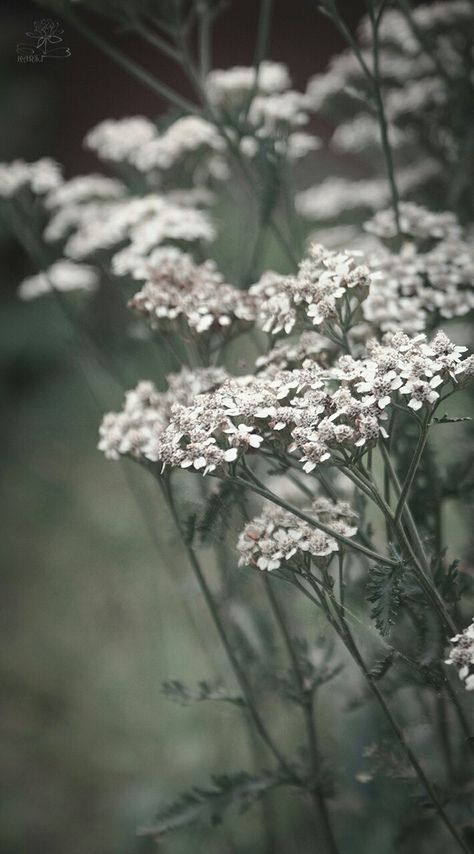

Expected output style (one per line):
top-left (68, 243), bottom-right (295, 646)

top-left (304, 571), bottom-right (471, 854)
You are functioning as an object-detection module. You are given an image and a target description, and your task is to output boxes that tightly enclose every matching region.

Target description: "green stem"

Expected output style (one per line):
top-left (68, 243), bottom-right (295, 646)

top-left (263, 578), bottom-right (340, 854)
top-left (133, 22), bottom-right (182, 62)
top-left (161, 477), bottom-right (298, 782)
top-left (64, 10), bottom-right (198, 114)
top-left (394, 411), bottom-right (430, 526)
top-left (380, 442), bottom-right (431, 573)
top-left (307, 579), bottom-right (471, 854)
top-left (232, 469), bottom-right (398, 566)
top-left (253, 0), bottom-right (274, 67)
top-left (357, 452), bottom-right (458, 635)
top-left (171, 14), bottom-right (298, 269)
top-left (367, 1), bottom-right (401, 232)
top-left (197, 3), bottom-right (213, 78)
top-left (323, 1), bottom-right (400, 233)
top-left (443, 679), bottom-right (474, 752)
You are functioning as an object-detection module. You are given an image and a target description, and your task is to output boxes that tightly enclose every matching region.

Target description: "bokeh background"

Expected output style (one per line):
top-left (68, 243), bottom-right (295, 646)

top-left (1, 3), bottom-right (433, 853)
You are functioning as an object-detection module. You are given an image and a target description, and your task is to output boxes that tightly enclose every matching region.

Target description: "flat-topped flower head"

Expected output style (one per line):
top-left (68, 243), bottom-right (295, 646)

top-left (250, 243), bottom-right (371, 336)
top-left (84, 116), bottom-right (156, 163)
top-left (46, 194), bottom-right (215, 261)
top-left (98, 368), bottom-right (228, 463)
top-left (45, 174), bottom-right (126, 209)
top-left (206, 62), bottom-right (291, 110)
top-left (133, 329), bottom-right (473, 478)
top-left (18, 260), bottom-right (99, 301)
top-left (0, 158), bottom-right (62, 198)
top-left (445, 619), bottom-right (474, 691)
top-left (128, 247), bottom-right (255, 337)
top-left (365, 203), bottom-right (461, 244)
top-left (132, 116), bottom-right (226, 180)
top-left (237, 499), bottom-right (357, 571)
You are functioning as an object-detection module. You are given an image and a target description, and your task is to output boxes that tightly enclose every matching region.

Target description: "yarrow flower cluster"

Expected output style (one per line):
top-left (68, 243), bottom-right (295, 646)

top-left (18, 260), bottom-right (99, 301)
top-left (255, 331), bottom-right (335, 371)
top-left (237, 499), bottom-right (358, 571)
top-left (84, 117), bottom-right (157, 163)
top-left (132, 116), bottom-right (226, 180)
top-left (5, 7), bottom-right (474, 843)
top-left (127, 247), bottom-right (255, 335)
top-left (99, 329), bottom-right (473, 475)
top-left (304, 1), bottom-right (474, 212)
top-left (445, 620), bottom-right (474, 691)
top-left (46, 193), bottom-right (215, 262)
top-left (362, 204), bottom-right (474, 332)
top-left (206, 61), bottom-right (292, 107)
top-left (250, 243), bottom-right (371, 335)
top-left (0, 158), bottom-right (62, 198)
top-left (295, 164), bottom-right (438, 222)
top-left (205, 61), bottom-right (321, 161)
top-left (98, 368), bottom-right (228, 461)
top-left (365, 203), bottom-right (461, 244)
top-left (45, 174), bottom-right (126, 209)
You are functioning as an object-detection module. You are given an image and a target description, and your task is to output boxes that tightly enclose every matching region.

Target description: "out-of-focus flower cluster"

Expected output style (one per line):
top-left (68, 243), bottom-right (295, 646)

top-left (295, 163), bottom-right (439, 222)
top-left (18, 260), bottom-right (99, 301)
top-left (237, 498), bottom-right (358, 571)
top-left (205, 61), bottom-right (321, 161)
top-left (46, 190), bottom-right (215, 262)
top-left (127, 247), bottom-right (255, 336)
top-left (0, 158), bottom-right (62, 198)
top-left (304, 0), bottom-right (474, 216)
top-left (85, 115), bottom-right (228, 185)
top-left (363, 204), bottom-right (474, 333)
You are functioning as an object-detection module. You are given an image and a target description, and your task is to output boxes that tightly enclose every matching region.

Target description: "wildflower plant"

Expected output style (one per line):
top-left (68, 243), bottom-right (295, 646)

top-left (3, 0), bottom-right (474, 851)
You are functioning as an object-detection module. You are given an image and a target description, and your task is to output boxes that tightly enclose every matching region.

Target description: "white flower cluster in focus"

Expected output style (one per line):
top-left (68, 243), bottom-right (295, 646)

top-left (445, 619), bottom-right (474, 691)
top-left (98, 368), bottom-right (228, 461)
top-left (250, 244), bottom-right (371, 335)
top-left (237, 498), bottom-right (357, 571)
top-left (99, 330), bottom-right (473, 475)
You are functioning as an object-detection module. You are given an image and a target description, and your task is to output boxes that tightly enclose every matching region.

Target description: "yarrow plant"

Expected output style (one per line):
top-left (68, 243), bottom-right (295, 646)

top-left (3, 1), bottom-right (474, 852)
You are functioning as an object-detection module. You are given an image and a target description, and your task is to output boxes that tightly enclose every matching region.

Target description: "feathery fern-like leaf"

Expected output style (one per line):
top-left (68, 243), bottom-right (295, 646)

top-left (162, 679), bottom-right (245, 707)
top-left (366, 563), bottom-right (404, 637)
top-left (138, 771), bottom-right (287, 838)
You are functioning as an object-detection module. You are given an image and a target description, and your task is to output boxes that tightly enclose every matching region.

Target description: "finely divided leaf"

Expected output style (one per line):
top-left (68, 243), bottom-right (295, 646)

top-left (138, 771), bottom-right (286, 838)
top-left (162, 679), bottom-right (244, 707)
top-left (367, 564), bottom-right (403, 637)
top-left (198, 481), bottom-right (245, 545)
